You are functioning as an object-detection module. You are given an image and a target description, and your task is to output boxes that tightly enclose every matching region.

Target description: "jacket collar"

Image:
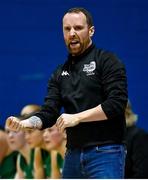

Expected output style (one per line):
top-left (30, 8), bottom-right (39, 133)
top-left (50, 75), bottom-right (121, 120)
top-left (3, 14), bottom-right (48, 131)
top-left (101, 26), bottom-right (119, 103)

top-left (62, 44), bottom-right (95, 72)
top-left (68, 43), bottom-right (95, 62)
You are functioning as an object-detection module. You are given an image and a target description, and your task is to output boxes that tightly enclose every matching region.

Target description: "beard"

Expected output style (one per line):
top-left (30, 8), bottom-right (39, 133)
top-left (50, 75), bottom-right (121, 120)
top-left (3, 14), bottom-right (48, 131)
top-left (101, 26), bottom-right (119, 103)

top-left (66, 36), bottom-right (91, 56)
top-left (67, 41), bottom-right (85, 56)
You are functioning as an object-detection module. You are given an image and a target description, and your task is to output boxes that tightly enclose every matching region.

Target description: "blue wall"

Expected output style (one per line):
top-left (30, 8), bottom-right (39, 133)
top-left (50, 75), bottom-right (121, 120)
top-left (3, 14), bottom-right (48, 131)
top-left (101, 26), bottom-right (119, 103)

top-left (0, 0), bottom-right (148, 130)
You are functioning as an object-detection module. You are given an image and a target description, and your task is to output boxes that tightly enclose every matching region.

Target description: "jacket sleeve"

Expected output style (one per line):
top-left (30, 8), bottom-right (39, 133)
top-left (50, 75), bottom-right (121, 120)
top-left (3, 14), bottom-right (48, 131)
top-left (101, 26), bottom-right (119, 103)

top-left (100, 51), bottom-right (128, 119)
top-left (35, 66), bottom-right (62, 129)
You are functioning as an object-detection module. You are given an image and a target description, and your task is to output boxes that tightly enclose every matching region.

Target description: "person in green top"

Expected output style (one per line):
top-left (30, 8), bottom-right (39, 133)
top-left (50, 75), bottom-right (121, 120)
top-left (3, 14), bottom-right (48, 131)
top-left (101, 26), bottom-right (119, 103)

top-left (43, 125), bottom-right (66, 178)
top-left (5, 120), bottom-right (32, 179)
top-left (5, 104), bottom-right (51, 179)
top-left (21, 104), bottom-right (52, 179)
top-left (25, 127), bottom-right (52, 178)
top-left (34, 147), bottom-right (52, 178)
top-left (0, 151), bottom-right (18, 179)
top-left (17, 148), bottom-right (34, 179)
top-left (4, 104), bottom-right (53, 179)
top-left (0, 129), bottom-right (18, 179)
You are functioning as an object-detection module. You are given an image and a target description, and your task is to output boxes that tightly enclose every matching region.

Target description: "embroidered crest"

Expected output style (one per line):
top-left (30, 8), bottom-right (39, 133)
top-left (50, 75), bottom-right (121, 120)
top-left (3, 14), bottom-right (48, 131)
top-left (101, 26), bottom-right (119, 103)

top-left (83, 61), bottom-right (96, 76)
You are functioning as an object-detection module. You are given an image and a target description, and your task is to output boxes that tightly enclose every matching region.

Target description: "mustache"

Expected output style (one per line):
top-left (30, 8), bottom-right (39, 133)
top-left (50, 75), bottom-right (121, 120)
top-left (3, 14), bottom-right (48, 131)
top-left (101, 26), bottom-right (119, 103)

top-left (67, 34), bottom-right (80, 44)
top-left (68, 39), bottom-right (79, 44)
top-left (68, 41), bottom-right (81, 50)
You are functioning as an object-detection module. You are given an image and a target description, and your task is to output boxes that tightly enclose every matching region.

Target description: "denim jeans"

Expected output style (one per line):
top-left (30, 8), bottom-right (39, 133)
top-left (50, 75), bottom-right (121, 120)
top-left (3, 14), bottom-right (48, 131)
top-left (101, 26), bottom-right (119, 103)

top-left (62, 144), bottom-right (126, 179)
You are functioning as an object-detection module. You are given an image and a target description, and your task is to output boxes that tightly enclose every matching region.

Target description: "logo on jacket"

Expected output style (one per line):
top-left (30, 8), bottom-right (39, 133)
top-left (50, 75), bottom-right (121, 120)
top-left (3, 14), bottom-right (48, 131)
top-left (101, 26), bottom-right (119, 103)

top-left (83, 61), bottom-right (96, 76)
top-left (61, 71), bottom-right (70, 76)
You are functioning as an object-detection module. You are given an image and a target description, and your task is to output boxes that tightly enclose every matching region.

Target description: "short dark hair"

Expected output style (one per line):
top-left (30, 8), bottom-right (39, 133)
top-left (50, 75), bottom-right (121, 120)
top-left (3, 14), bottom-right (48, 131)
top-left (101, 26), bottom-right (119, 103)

top-left (64, 7), bottom-right (94, 27)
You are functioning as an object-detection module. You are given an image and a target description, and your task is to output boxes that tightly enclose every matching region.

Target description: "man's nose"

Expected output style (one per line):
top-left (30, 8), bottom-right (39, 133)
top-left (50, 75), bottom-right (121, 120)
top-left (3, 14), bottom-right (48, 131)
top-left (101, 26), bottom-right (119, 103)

top-left (69, 28), bottom-right (76, 37)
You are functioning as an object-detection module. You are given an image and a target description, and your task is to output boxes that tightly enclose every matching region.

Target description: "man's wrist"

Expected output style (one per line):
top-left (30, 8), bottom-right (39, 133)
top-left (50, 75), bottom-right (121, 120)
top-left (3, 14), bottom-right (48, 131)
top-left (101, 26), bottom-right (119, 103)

top-left (75, 113), bottom-right (82, 124)
top-left (28, 116), bottom-right (43, 129)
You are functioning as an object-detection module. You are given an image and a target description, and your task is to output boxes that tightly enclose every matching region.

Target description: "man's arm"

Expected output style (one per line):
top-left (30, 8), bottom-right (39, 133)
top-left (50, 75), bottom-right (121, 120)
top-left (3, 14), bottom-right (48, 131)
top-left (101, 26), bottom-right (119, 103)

top-left (56, 105), bottom-right (107, 132)
top-left (34, 66), bottom-right (62, 129)
top-left (5, 116), bottom-right (43, 132)
top-left (57, 51), bottom-right (128, 132)
top-left (6, 66), bottom-right (62, 132)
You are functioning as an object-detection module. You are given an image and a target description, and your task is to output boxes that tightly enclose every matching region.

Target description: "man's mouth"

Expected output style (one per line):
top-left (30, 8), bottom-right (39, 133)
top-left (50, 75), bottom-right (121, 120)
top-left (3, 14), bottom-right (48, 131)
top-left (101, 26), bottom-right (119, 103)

top-left (69, 40), bottom-right (80, 46)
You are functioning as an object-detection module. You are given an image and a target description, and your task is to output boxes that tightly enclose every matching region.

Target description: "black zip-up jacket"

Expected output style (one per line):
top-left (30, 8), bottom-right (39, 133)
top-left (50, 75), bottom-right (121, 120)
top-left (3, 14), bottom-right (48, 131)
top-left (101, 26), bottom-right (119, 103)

top-left (35, 44), bottom-right (128, 148)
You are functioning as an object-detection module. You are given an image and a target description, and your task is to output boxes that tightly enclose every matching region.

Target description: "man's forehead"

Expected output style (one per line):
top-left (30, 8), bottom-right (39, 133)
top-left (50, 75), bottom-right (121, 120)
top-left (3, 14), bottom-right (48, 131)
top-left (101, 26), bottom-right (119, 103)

top-left (63, 12), bottom-right (87, 24)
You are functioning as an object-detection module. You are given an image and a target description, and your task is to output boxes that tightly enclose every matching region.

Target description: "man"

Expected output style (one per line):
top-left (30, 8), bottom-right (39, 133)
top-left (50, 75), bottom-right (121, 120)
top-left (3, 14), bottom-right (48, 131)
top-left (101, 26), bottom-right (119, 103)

top-left (6, 7), bottom-right (128, 178)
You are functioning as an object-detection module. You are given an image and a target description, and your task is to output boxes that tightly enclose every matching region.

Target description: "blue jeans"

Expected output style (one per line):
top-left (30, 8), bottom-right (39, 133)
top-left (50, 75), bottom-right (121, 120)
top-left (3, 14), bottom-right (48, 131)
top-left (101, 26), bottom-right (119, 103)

top-left (62, 144), bottom-right (126, 179)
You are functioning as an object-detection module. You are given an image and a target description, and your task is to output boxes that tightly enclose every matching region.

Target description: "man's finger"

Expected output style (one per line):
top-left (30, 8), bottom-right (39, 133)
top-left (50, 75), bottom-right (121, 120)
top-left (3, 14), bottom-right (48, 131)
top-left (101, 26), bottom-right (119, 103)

top-left (56, 116), bottom-right (62, 127)
top-left (6, 117), bottom-right (13, 127)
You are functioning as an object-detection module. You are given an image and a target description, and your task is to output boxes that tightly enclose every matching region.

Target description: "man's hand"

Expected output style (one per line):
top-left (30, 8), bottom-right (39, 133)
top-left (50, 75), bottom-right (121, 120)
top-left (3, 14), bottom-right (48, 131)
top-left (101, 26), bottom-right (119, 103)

top-left (56, 113), bottom-right (80, 132)
top-left (5, 116), bottom-right (34, 132)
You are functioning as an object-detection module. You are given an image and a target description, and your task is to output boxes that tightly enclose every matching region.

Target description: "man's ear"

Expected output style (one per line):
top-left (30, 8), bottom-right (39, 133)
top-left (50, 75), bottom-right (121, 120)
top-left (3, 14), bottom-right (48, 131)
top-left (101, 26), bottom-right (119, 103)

top-left (89, 26), bottom-right (95, 37)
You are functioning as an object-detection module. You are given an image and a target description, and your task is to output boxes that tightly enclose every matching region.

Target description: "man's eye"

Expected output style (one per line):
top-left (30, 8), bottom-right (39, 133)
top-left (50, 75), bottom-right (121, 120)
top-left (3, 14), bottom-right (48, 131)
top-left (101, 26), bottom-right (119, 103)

top-left (75, 26), bottom-right (83, 31)
top-left (64, 27), bottom-right (70, 31)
